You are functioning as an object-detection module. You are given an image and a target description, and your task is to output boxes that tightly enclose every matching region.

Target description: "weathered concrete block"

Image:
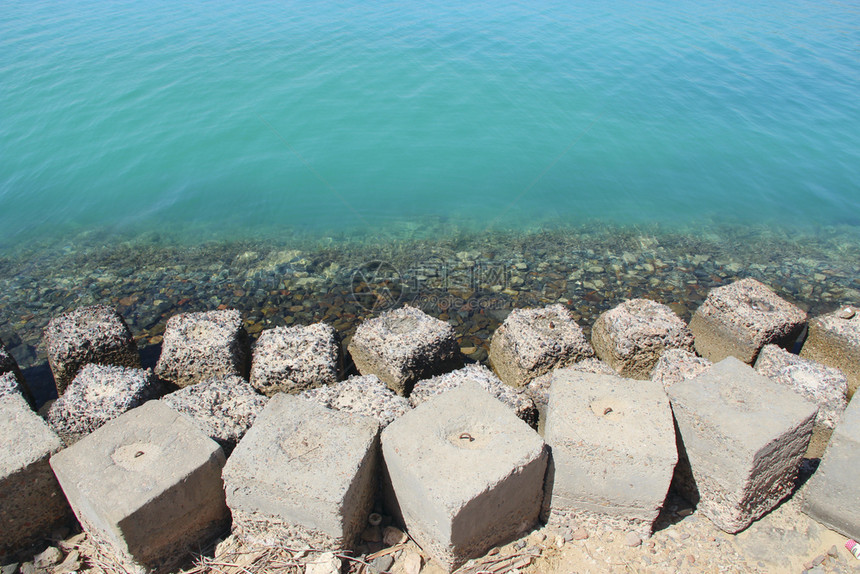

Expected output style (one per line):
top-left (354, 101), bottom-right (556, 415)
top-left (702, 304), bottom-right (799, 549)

top-left (249, 322), bottom-right (341, 396)
top-left (801, 305), bottom-right (860, 399)
top-left (651, 349), bottom-right (712, 390)
top-left (46, 364), bottom-right (163, 445)
top-left (348, 305), bottom-right (461, 395)
top-left (411, 364), bottom-right (538, 429)
top-left (154, 309), bottom-right (250, 388)
top-left (0, 395), bottom-right (69, 561)
top-left (526, 358), bottom-right (616, 414)
top-left (0, 338), bottom-right (33, 407)
top-left (591, 298), bottom-right (695, 380)
top-left (666, 357), bottom-right (817, 533)
top-left (223, 394), bottom-right (379, 549)
top-left (689, 278), bottom-right (806, 364)
top-left (488, 304), bottom-right (594, 387)
top-left (755, 344), bottom-right (847, 429)
top-left (162, 375), bottom-right (268, 453)
top-left (542, 370), bottom-right (677, 535)
top-left (299, 374), bottom-right (411, 429)
top-left (382, 382), bottom-right (547, 571)
top-left (802, 392), bottom-right (860, 540)
top-left (50, 401), bottom-right (229, 573)
top-left (44, 305), bottom-right (140, 394)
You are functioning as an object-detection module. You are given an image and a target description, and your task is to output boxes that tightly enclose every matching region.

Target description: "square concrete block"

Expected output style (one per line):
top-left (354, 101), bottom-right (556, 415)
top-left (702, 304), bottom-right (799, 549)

top-left (801, 305), bottom-right (860, 399)
top-left (488, 304), bottom-right (594, 387)
top-left (223, 394), bottom-right (380, 549)
top-left (46, 364), bottom-right (163, 445)
top-left (0, 395), bottom-right (69, 561)
top-left (802, 393), bottom-right (860, 540)
top-left (689, 278), bottom-right (806, 364)
top-left (542, 370), bottom-right (677, 535)
top-left (50, 401), bottom-right (229, 573)
top-left (249, 322), bottom-right (341, 396)
top-left (299, 374), bottom-right (411, 429)
top-left (44, 305), bottom-right (140, 394)
top-left (526, 358), bottom-right (616, 414)
top-left (651, 349), bottom-right (712, 390)
top-left (161, 375), bottom-right (268, 453)
top-left (666, 357), bottom-right (817, 533)
top-left (381, 381), bottom-right (547, 571)
top-left (348, 305), bottom-right (461, 395)
top-left (0, 338), bottom-right (33, 407)
top-left (591, 298), bottom-right (695, 380)
top-left (410, 364), bottom-right (538, 429)
top-left (755, 344), bottom-right (847, 429)
top-left (154, 309), bottom-right (250, 388)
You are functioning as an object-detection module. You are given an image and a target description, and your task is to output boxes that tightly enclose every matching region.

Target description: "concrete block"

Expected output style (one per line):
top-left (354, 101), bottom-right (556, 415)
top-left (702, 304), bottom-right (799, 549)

top-left (46, 364), bottom-right (163, 445)
top-left (249, 322), bottom-right (341, 396)
top-left (666, 357), bottom-right (817, 533)
top-left (381, 381), bottom-right (547, 571)
top-left (0, 338), bottom-right (33, 407)
top-left (801, 305), bottom-right (860, 399)
top-left (542, 370), bottom-right (677, 535)
top-left (0, 395), bottom-right (69, 561)
top-left (526, 358), bottom-right (615, 414)
top-left (154, 309), bottom-right (250, 388)
top-left (348, 305), bottom-right (461, 395)
top-left (591, 298), bottom-right (695, 380)
top-left (651, 349), bottom-right (712, 390)
top-left (299, 374), bottom-right (411, 429)
top-left (802, 393), bottom-right (860, 540)
top-left (44, 305), bottom-right (140, 394)
top-left (50, 401), bottom-right (229, 573)
top-left (161, 375), bottom-right (268, 453)
top-left (223, 394), bottom-right (379, 549)
top-left (689, 278), bottom-right (806, 364)
top-left (488, 304), bottom-right (594, 387)
top-left (755, 344), bottom-right (847, 429)
top-left (410, 364), bottom-right (538, 429)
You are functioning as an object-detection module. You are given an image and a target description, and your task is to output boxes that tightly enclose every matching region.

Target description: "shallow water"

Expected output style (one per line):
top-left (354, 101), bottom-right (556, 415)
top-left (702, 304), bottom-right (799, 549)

top-left (2, 0), bottom-right (858, 245)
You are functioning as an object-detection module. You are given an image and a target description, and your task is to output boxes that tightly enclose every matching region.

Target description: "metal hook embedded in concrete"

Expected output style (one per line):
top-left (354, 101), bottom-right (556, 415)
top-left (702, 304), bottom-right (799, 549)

top-left (459, 433), bottom-right (474, 442)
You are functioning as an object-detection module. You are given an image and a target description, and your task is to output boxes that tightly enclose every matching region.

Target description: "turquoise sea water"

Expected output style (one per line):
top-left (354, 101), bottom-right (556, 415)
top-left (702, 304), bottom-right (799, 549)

top-left (2, 0), bottom-right (859, 247)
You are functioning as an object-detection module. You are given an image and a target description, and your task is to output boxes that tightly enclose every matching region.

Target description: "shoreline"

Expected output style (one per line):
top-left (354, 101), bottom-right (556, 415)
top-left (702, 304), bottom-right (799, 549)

top-left (2, 221), bottom-right (858, 405)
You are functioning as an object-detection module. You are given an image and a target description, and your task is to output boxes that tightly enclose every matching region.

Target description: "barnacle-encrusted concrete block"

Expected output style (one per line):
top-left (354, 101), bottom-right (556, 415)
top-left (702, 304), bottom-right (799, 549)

top-left (689, 278), bottom-right (806, 365)
top-left (44, 305), bottom-right (140, 394)
top-left (162, 375), bottom-right (268, 453)
top-left (249, 322), bottom-right (341, 396)
top-left (802, 392), bottom-right (860, 540)
top-left (651, 349), bottom-right (712, 390)
top-left (155, 309), bottom-right (250, 388)
top-left (50, 401), bottom-right (228, 573)
top-left (382, 382), bottom-right (547, 571)
top-left (46, 364), bottom-right (163, 445)
top-left (667, 357), bottom-right (817, 533)
top-left (223, 394), bottom-right (379, 549)
top-left (348, 305), bottom-right (461, 395)
top-left (591, 298), bottom-right (695, 380)
top-left (488, 304), bottom-right (594, 388)
top-left (755, 344), bottom-right (847, 429)
top-left (0, 395), bottom-right (69, 561)
top-left (299, 374), bottom-right (410, 429)
top-left (0, 338), bottom-right (33, 407)
top-left (801, 305), bottom-right (860, 399)
top-left (542, 369), bottom-right (677, 535)
top-left (410, 364), bottom-right (538, 429)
